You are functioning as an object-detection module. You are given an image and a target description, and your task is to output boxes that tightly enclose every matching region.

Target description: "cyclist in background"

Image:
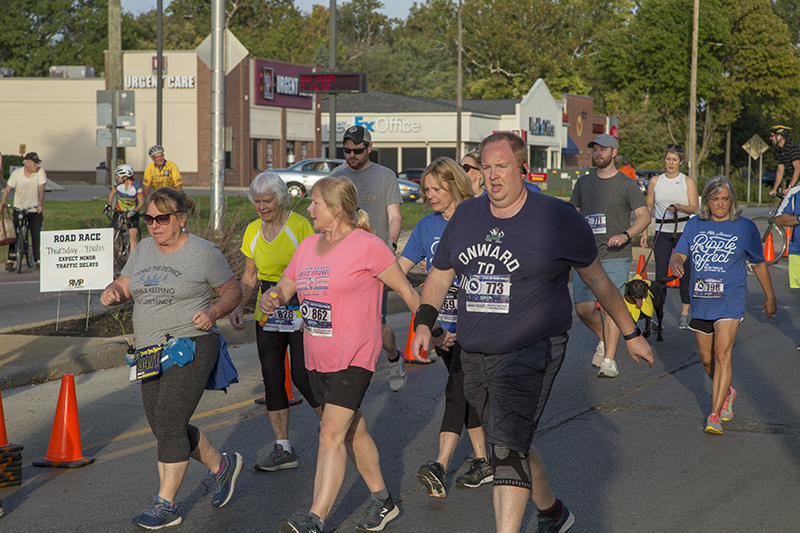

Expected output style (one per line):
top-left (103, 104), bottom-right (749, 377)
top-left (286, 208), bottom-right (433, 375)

top-left (767, 125), bottom-right (800, 197)
top-left (143, 145), bottom-right (183, 197)
top-left (105, 164), bottom-right (144, 249)
top-left (1, 152), bottom-right (46, 271)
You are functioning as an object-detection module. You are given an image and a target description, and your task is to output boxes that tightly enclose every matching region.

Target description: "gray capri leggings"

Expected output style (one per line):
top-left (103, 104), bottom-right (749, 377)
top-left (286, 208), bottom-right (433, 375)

top-left (142, 333), bottom-right (219, 463)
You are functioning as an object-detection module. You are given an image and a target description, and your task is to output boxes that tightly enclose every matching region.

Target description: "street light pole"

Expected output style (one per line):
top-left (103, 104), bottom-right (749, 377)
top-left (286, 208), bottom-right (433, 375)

top-left (328, 0), bottom-right (337, 159)
top-left (210, 0), bottom-right (226, 231)
top-left (688, 0), bottom-right (699, 180)
top-left (456, 0), bottom-right (462, 161)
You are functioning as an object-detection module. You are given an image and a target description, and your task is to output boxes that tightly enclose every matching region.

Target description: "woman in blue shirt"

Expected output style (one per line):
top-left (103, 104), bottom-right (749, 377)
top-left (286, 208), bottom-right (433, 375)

top-left (397, 157), bottom-right (493, 497)
top-left (670, 175), bottom-right (776, 435)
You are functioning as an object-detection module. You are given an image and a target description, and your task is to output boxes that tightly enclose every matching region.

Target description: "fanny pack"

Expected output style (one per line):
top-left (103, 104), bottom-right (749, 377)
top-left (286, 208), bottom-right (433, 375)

top-left (127, 335), bottom-right (196, 382)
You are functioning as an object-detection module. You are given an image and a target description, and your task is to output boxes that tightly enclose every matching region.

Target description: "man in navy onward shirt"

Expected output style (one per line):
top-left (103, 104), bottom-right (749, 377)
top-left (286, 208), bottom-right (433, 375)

top-left (412, 132), bottom-right (653, 533)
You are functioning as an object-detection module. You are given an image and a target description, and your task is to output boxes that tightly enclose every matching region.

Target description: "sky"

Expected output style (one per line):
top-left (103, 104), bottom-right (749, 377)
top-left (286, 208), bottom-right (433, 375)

top-left (120, 0), bottom-right (416, 21)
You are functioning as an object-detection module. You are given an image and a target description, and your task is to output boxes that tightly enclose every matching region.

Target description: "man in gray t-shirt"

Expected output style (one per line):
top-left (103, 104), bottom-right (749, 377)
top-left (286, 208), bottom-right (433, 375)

top-left (570, 134), bottom-right (650, 378)
top-left (330, 125), bottom-right (407, 390)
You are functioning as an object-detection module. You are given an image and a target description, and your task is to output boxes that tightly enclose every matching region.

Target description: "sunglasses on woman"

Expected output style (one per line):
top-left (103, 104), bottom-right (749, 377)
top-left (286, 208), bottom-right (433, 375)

top-left (142, 213), bottom-right (174, 226)
top-left (461, 163), bottom-right (480, 173)
top-left (343, 147), bottom-right (367, 155)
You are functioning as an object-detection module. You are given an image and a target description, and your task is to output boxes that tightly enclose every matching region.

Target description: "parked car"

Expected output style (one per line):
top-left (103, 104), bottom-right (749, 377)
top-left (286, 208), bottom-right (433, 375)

top-left (397, 168), bottom-right (424, 184)
top-left (270, 158), bottom-right (345, 199)
top-left (398, 178), bottom-right (420, 203)
top-left (635, 169), bottom-right (665, 195)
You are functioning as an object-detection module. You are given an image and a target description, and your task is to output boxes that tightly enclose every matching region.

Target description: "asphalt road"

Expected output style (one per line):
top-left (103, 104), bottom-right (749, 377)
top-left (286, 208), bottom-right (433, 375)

top-left (2, 270), bottom-right (800, 531)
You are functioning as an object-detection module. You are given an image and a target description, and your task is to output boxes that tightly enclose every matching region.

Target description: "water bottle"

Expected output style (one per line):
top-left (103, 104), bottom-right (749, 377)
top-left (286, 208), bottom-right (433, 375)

top-left (162, 334), bottom-right (195, 367)
top-left (125, 343), bottom-right (136, 366)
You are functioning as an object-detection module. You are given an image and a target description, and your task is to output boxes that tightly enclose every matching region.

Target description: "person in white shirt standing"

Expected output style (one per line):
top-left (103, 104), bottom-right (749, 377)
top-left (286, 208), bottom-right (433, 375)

top-left (1, 152), bottom-right (46, 271)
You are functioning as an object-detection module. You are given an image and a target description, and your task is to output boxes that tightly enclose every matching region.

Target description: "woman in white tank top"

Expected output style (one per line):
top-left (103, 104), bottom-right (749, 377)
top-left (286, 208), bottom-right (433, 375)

top-left (640, 144), bottom-right (699, 328)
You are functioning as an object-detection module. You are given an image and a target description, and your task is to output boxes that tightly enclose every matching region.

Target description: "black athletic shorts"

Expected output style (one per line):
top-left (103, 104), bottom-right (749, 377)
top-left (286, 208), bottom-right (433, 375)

top-left (309, 366), bottom-right (373, 412)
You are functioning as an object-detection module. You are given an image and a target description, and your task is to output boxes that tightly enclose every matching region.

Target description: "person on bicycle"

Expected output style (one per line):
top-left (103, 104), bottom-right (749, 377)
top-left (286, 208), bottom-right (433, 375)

top-left (767, 125), bottom-right (800, 197)
top-left (143, 145), bottom-right (183, 197)
top-left (105, 164), bottom-right (144, 249)
top-left (1, 152), bottom-right (46, 271)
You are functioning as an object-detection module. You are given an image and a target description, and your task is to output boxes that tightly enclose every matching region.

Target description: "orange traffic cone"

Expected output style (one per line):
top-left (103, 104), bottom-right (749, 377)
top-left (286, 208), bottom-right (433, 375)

top-left (636, 254), bottom-right (647, 280)
top-left (32, 374), bottom-right (95, 468)
top-left (285, 350), bottom-right (302, 406)
top-left (764, 232), bottom-right (776, 262)
top-left (403, 314), bottom-right (429, 363)
top-left (784, 228), bottom-right (792, 258)
top-left (0, 387), bottom-right (23, 453)
top-left (667, 266), bottom-right (680, 287)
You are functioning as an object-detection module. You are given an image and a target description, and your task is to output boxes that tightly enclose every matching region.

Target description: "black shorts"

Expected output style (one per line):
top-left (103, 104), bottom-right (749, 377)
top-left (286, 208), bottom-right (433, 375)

top-left (461, 335), bottom-right (568, 453)
top-left (309, 366), bottom-right (373, 412)
top-left (688, 317), bottom-right (743, 336)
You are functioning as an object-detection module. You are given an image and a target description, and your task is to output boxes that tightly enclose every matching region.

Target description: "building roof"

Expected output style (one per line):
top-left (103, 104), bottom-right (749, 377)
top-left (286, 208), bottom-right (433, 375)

top-left (320, 91), bottom-right (519, 116)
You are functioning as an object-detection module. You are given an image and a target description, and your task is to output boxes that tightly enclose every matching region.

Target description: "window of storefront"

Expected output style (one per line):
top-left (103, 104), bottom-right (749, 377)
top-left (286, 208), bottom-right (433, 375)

top-left (530, 149), bottom-right (547, 172)
top-left (431, 147), bottom-right (456, 162)
top-left (377, 148), bottom-right (397, 173)
top-left (401, 147), bottom-right (426, 170)
top-left (266, 140), bottom-right (274, 169)
top-left (253, 139), bottom-right (260, 170)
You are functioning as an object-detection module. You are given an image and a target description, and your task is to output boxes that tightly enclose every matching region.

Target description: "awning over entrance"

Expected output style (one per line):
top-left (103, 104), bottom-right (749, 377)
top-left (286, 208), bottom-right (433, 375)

top-left (562, 134), bottom-right (580, 155)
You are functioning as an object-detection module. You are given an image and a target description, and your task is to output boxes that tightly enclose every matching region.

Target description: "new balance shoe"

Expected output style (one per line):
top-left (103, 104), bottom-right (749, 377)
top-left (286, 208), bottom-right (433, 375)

top-left (721, 387), bottom-right (737, 421)
top-left (388, 349), bottom-right (407, 392)
top-left (536, 501), bottom-right (575, 533)
top-left (278, 512), bottom-right (323, 533)
top-left (591, 341), bottom-right (605, 367)
top-left (597, 358), bottom-right (619, 378)
top-left (705, 412), bottom-right (723, 434)
top-left (132, 496), bottom-right (181, 530)
top-left (679, 314), bottom-right (691, 329)
top-left (356, 495), bottom-right (399, 532)
top-left (212, 451), bottom-right (242, 507)
top-left (255, 443), bottom-right (298, 471)
top-left (416, 461), bottom-right (447, 497)
top-left (455, 457), bottom-right (494, 488)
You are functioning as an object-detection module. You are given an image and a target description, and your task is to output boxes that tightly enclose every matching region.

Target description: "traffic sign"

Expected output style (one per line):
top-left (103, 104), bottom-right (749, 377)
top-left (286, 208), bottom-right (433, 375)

top-left (96, 129), bottom-right (137, 148)
top-left (742, 135), bottom-right (769, 160)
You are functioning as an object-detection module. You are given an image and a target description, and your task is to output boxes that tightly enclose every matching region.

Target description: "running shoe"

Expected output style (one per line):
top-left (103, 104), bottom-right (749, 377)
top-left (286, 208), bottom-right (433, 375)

top-left (704, 412), bottom-right (723, 435)
top-left (455, 457), bottom-right (494, 488)
top-left (591, 341), bottom-right (605, 367)
top-left (4, 261), bottom-right (12, 272)
top-left (132, 496), bottom-right (181, 530)
top-left (536, 502), bottom-right (575, 533)
top-left (355, 495), bottom-right (399, 532)
top-left (721, 387), bottom-right (737, 421)
top-left (255, 443), bottom-right (298, 471)
top-left (679, 314), bottom-right (691, 329)
top-left (278, 513), bottom-right (322, 533)
top-left (388, 349), bottom-right (407, 392)
top-left (416, 461), bottom-right (447, 497)
top-left (212, 451), bottom-right (242, 507)
top-left (597, 358), bottom-right (619, 378)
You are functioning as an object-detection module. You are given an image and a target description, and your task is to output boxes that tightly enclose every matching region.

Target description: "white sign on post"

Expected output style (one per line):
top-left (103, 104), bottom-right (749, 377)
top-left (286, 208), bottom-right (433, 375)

top-left (40, 229), bottom-right (114, 292)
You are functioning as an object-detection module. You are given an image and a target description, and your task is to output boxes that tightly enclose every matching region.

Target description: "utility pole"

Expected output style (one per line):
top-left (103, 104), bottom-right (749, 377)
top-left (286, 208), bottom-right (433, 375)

top-left (157, 0), bottom-right (164, 145)
top-left (210, 0), bottom-right (226, 231)
top-left (688, 0), bottom-right (699, 180)
top-left (328, 0), bottom-right (337, 159)
top-left (108, 0), bottom-right (122, 176)
top-left (456, 0), bottom-right (462, 161)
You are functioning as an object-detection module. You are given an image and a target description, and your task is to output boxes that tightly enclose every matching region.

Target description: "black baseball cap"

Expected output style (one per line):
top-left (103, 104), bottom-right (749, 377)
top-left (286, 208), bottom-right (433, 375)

top-left (343, 125), bottom-right (372, 145)
top-left (23, 152), bottom-right (42, 163)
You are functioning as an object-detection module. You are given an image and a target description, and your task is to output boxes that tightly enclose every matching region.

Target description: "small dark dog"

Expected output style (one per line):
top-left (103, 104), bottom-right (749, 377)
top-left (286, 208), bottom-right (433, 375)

top-left (624, 277), bottom-right (665, 341)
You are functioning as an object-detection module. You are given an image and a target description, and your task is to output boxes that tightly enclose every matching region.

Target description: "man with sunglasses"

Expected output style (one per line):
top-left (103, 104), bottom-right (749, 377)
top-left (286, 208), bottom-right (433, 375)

top-left (330, 125), bottom-right (408, 391)
top-left (767, 126), bottom-right (800, 198)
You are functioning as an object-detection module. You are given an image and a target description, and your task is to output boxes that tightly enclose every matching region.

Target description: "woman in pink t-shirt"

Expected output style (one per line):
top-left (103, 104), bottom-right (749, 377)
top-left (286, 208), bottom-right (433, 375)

top-left (262, 176), bottom-right (421, 533)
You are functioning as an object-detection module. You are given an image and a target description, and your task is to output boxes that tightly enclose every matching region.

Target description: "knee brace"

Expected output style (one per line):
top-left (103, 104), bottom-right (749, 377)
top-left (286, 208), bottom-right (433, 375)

top-left (187, 424), bottom-right (201, 453)
top-left (491, 444), bottom-right (531, 489)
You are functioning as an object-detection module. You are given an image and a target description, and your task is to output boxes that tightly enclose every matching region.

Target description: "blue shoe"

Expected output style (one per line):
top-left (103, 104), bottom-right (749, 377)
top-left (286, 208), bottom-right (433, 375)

top-left (212, 452), bottom-right (242, 508)
top-left (356, 495), bottom-right (399, 532)
top-left (536, 501), bottom-right (575, 533)
top-left (132, 496), bottom-right (181, 530)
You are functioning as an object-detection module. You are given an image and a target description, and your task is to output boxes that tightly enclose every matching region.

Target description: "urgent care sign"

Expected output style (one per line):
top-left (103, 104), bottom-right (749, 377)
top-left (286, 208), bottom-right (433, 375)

top-left (254, 59), bottom-right (312, 110)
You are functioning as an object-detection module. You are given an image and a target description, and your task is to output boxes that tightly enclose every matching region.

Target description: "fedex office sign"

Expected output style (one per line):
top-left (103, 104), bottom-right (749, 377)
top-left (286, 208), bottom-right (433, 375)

top-left (333, 116), bottom-right (422, 135)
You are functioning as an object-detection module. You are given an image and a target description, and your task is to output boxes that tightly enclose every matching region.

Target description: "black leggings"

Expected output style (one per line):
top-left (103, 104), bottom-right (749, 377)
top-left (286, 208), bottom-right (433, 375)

top-left (435, 342), bottom-right (482, 435)
top-left (255, 325), bottom-right (319, 411)
top-left (653, 231), bottom-right (690, 305)
top-left (142, 333), bottom-right (219, 463)
top-left (10, 211), bottom-right (43, 262)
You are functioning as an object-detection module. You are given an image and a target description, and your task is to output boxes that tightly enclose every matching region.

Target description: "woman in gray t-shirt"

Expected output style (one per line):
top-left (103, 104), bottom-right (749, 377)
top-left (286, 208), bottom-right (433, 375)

top-left (100, 188), bottom-right (243, 529)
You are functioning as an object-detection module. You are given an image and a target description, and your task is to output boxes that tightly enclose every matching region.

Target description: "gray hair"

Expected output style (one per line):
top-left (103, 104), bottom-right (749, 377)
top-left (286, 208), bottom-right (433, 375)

top-left (249, 172), bottom-right (289, 207)
top-left (698, 175), bottom-right (742, 221)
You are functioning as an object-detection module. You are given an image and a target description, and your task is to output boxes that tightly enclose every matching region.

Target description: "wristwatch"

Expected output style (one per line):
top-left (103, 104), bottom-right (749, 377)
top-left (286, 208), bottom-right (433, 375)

top-left (389, 242), bottom-right (398, 251)
top-left (431, 325), bottom-right (444, 337)
top-left (622, 327), bottom-right (642, 341)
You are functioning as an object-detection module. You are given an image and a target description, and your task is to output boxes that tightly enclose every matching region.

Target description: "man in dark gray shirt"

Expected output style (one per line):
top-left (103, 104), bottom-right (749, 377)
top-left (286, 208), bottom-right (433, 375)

top-left (330, 126), bottom-right (407, 391)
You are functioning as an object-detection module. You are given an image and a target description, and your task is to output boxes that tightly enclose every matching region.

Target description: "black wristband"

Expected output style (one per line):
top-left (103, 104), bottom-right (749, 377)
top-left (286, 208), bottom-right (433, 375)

top-left (622, 231), bottom-right (631, 243)
top-left (622, 326), bottom-right (642, 341)
top-left (413, 304), bottom-right (439, 331)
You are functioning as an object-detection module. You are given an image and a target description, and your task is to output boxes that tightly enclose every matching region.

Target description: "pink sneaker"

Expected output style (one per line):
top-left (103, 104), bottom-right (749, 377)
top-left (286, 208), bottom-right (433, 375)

top-left (705, 412), bottom-right (723, 434)
top-left (721, 387), bottom-right (737, 421)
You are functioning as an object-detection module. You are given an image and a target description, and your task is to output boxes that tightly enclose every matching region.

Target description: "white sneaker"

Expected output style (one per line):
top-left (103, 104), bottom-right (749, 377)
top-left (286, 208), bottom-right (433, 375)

top-left (598, 358), bottom-right (619, 378)
top-left (388, 353), bottom-right (407, 392)
top-left (591, 341), bottom-right (605, 367)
